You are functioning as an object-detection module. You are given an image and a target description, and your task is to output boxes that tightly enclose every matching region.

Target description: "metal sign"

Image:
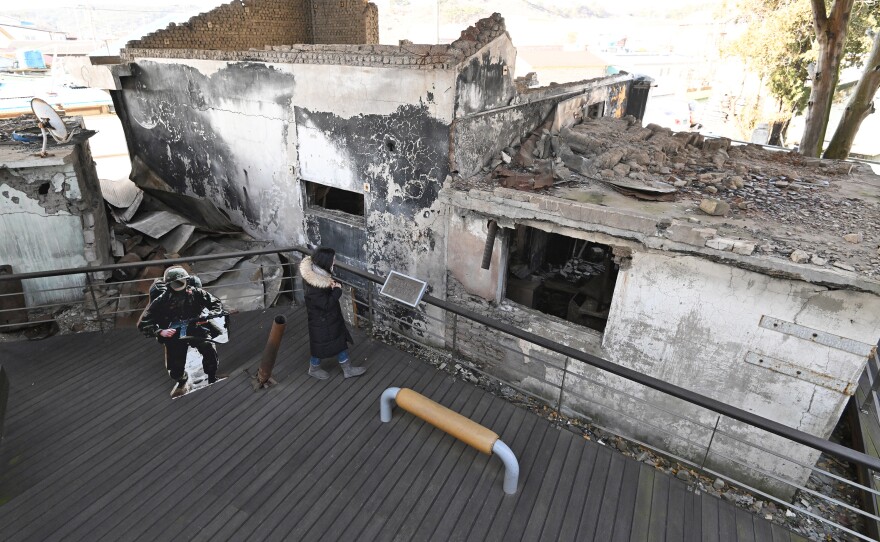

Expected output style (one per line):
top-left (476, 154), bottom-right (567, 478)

top-left (379, 271), bottom-right (428, 308)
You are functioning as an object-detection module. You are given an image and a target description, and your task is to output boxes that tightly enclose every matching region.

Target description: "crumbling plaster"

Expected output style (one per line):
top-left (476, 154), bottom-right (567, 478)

top-left (114, 56), bottom-right (458, 298)
top-left (0, 144), bottom-right (111, 306)
top-left (443, 188), bottom-right (880, 497)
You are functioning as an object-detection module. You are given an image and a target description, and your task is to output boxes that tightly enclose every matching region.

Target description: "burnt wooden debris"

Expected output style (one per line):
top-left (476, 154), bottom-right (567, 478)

top-left (0, 307), bottom-right (805, 541)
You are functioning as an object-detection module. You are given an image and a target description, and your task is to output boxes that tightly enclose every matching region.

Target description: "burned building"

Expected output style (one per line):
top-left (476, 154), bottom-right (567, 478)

top-left (0, 119), bottom-right (111, 308)
top-left (86, 1), bottom-right (880, 498)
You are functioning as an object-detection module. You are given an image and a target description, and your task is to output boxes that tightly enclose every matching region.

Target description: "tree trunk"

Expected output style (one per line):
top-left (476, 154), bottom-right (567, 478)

top-left (768, 117), bottom-right (790, 146)
top-left (823, 30), bottom-right (880, 159)
top-left (799, 0), bottom-right (855, 157)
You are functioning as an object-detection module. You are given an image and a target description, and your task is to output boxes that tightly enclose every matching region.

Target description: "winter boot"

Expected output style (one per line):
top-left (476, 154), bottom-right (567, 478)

top-left (340, 361), bottom-right (366, 379)
top-left (170, 381), bottom-right (191, 398)
top-left (308, 364), bottom-right (330, 380)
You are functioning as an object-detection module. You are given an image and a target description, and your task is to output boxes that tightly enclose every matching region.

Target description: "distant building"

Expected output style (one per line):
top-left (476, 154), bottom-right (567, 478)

top-left (515, 46), bottom-right (610, 85)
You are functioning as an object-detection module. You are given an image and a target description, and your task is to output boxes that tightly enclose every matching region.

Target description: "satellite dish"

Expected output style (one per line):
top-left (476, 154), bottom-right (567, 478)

top-left (30, 97), bottom-right (73, 157)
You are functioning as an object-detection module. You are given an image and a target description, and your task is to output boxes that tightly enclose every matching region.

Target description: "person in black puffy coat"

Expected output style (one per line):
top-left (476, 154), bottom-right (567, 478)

top-left (299, 247), bottom-right (366, 380)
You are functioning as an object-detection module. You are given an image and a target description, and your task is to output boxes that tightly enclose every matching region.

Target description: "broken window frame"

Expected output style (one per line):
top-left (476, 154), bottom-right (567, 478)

top-left (301, 179), bottom-right (366, 227)
top-left (501, 224), bottom-right (620, 335)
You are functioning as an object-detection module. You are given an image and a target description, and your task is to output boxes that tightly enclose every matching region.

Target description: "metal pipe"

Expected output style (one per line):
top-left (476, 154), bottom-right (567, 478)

top-left (492, 440), bottom-right (519, 495)
top-left (254, 315), bottom-right (286, 389)
top-left (481, 221), bottom-right (498, 270)
top-left (380, 387), bottom-right (401, 422)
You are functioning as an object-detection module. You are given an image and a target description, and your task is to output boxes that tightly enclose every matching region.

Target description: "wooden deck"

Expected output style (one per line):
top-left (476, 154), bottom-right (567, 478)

top-left (0, 306), bottom-right (805, 541)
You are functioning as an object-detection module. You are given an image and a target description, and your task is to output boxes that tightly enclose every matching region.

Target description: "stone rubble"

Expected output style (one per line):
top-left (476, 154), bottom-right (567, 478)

top-left (460, 116), bottom-right (880, 280)
top-left (372, 322), bottom-right (868, 541)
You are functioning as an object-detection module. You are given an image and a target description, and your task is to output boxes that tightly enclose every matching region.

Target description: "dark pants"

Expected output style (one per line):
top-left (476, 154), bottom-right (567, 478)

top-left (164, 340), bottom-right (218, 384)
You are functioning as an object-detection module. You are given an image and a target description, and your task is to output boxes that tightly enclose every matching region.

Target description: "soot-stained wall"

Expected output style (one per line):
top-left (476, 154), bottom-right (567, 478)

top-left (454, 76), bottom-right (634, 178)
top-left (454, 35), bottom-right (516, 118)
top-left (295, 103), bottom-right (450, 281)
top-left (115, 60), bottom-right (299, 241)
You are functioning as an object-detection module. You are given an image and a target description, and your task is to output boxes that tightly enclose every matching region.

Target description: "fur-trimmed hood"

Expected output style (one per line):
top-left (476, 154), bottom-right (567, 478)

top-left (300, 256), bottom-right (334, 288)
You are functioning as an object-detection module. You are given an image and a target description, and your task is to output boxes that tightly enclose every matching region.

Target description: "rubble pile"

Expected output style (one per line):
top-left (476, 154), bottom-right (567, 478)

top-left (463, 115), bottom-right (880, 278)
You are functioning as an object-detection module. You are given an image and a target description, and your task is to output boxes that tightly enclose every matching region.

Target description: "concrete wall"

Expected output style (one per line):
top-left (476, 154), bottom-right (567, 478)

top-left (443, 203), bottom-right (880, 498)
top-left (453, 75), bottom-right (633, 179)
top-left (0, 143), bottom-right (111, 306)
top-left (113, 56), bottom-right (456, 307)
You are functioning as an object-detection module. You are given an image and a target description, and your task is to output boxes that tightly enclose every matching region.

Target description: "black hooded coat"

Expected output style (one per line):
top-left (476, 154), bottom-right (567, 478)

top-left (299, 256), bottom-right (353, 358)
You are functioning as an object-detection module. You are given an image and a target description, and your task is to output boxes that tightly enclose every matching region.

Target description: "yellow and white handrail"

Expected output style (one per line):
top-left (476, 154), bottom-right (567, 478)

top-left (380, 387), bottom-right (519, 494)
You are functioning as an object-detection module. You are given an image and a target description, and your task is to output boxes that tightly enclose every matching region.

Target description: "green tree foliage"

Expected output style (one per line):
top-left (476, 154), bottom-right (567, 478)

top-left (725, 0), bottom-right (879, 152)
top-left (726, 0), bottom-right (814, 115)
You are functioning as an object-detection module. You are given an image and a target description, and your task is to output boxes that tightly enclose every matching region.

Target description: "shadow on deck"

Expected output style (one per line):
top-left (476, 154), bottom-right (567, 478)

top-left (0, 307), bottom-right (805, 541)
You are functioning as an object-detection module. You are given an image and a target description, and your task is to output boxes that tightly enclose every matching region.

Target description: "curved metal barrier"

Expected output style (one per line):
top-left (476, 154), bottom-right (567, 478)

top-left (380, 387), bottom-right (519, 495)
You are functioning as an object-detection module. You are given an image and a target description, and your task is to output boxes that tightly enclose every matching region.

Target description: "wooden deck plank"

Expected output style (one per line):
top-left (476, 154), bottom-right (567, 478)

top-left (666, 477), bottom-right (688, 542)
top-left (735, 507), bottom-right (757, 542)
top-left (376, 383), bottom-right (485, 541)
top-left (329, 375), bottom-right (481, 540)
top-left (700, 493), bottom-right (721, 542)
top-left (572, 444), bottom-right (614, 540)
top-left (0, 320), bottom-right (267, 538)
top-left (98, 329), bottom-right (325, 542)
top-left (211, 360), bottom-right (442, 540)
top-left (29, 330), bottom-right (278, 541)
top-left (286, 372), bottom-right (481, 542)
top-left (0, 308), bottom-right (281, 509)
top-left (685, 487), bottom-right (702, 542)
top-left (555, 442), bottom-right (601, 541)
top-left (460, 407), bottom-right (544, 542)
top-left (398, 392), bottom-right (502, 541)
top-left (445, 406), bottom-right (531, 542)
top-left (753, 511), bottom-right (773, 542)
top-left (536, 431), bottom-right (586, 542)
top-left (219, 348), bottom-right (420, 540)
top-left (628, 463), bottom-right (657, 542)
top-left (646, 469), bottom-right (670, 542)
top-left (476, 418), bottom-right (552, 542)
top-left (718, 500), bottom-right (738, 542)
top-left (593, 450), bottom-right (629, 539)
top-left (497, 427), bottom-right (569, 541)
top-left (610, 455), bottom-right (642, 542)
top-left (411, 395), bottom-right (509, 542)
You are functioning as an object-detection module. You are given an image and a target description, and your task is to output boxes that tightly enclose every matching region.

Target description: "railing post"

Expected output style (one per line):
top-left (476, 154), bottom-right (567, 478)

top-left (85, 272), bottom-right (104, 333)
top-left (451, 312), bottom-right (458, 354)
top-left (288, 251), bottom-right (298, 307)
top-left (556, 356), bottom-right (570, 416)
top-left (700, 415), bottom-right (722, 469)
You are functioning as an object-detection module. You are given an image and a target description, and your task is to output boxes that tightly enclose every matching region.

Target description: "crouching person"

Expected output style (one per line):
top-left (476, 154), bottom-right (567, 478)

top-left (137, 266), bottom-right (226, 397)
top-left (300, 247), bottom-right (366, 380)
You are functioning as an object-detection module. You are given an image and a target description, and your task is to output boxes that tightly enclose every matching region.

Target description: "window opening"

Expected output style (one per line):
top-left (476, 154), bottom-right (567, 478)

top-left (586, 102), bottom-right (604, 119)
top-left (505, 225), bottom-right (619, 332)
top-left (303, 180), bottom-right (364, 217)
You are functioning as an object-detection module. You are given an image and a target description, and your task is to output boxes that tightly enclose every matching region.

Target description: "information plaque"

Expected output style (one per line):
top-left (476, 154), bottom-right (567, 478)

top-left (379, 271), bottom-right (428, 308)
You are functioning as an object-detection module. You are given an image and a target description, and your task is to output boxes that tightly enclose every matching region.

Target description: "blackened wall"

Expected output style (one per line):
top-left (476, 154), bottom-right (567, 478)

top-left (114, 60), bottom-right (297, 237)
top-left (453, 77), bottom-right (634, 178)
top-left (295, 103), bottom-right (449, 280)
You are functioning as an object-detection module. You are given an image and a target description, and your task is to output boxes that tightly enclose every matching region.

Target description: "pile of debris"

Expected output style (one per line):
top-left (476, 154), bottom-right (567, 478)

top-left (463, 115), bottom-right (880, 278)
top-left (98, 174), bottom-right (284, 326)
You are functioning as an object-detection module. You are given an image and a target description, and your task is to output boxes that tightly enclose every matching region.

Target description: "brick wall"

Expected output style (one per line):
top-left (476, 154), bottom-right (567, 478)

top-left (311, 0), bottom-right (379, 45)
top-left (126, 0), bottom-right (379, 51)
